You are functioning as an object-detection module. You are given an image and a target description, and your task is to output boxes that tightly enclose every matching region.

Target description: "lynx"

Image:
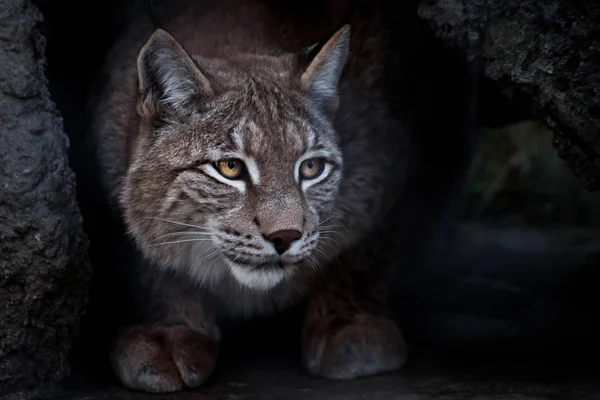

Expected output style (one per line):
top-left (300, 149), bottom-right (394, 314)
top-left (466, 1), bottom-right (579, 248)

top-left (89, 0), bottom-right (464, 393)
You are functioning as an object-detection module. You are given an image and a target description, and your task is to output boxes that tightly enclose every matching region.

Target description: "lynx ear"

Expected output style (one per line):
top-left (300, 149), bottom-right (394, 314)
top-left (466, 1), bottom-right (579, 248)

top-left (137, 29), bottom-right (213, 119)
top-left (300, 25), bottom-right (350, 113)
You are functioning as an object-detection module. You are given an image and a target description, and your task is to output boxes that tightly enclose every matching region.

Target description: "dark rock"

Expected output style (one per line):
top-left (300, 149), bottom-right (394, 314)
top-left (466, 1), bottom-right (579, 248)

top-left (0, 0), bottom-right (92, 397)
top-left (418, 0), bottom-right (600, 191)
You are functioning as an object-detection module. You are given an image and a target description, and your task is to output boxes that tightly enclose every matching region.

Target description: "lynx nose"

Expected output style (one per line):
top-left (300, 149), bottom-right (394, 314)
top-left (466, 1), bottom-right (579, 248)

top-left (266, 230), bottom-right (302, 255)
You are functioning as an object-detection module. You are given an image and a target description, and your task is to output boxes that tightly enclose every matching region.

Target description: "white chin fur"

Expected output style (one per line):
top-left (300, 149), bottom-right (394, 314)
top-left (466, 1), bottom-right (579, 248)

top-left (228, 262), bottom-right (294, 290)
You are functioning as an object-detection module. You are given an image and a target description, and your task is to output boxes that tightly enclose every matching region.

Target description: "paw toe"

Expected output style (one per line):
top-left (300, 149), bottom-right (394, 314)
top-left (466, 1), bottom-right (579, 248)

top-left (304, 315), bottom-right (407, 380)
top-left (134, 362), bottom-right (185, 393)
top-left (170, 326), bottom-right (217, 388)
top-left (111, 325), bottom-right (217, 393)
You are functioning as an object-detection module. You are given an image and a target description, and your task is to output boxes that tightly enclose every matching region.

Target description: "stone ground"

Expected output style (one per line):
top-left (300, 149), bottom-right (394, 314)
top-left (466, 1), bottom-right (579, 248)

top-left (57, 330), bottom-right (600, 400)
top-left (56, 360), bottom-right (600, 400)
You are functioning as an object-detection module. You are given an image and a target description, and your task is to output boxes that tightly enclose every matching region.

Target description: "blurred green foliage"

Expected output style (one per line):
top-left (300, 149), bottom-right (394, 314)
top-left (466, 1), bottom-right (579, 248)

top-left (464, 120), bottom-right (600, 227)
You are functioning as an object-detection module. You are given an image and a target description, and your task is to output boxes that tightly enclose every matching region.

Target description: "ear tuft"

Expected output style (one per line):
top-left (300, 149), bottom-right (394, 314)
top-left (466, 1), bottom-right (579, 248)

top-left (137, 29), bottom-right (213, 119)
top-left (300, 25), bottom-right (351, 113)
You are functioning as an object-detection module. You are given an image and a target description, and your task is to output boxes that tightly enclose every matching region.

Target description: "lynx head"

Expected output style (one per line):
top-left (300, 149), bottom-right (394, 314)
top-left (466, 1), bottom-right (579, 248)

top-left (121, 25), bottom-right (350, 290)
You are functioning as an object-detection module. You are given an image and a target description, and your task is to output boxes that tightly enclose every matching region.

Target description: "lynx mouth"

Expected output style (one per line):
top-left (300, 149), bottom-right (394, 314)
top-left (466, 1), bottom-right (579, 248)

top-left (225, 258), bottom-right (297, 290)
top-left (223, 254), bottom-right (306, 270)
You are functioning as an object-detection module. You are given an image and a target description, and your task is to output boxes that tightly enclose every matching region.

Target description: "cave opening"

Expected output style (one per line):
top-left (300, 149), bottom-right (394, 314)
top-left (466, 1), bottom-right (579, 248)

top-left (31, 0), bottom-right (600, 397)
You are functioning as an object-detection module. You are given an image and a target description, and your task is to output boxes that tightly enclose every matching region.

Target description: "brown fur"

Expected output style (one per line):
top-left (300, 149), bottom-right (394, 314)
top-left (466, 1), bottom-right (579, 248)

top-left (90, 0), bottom-right (422, 393)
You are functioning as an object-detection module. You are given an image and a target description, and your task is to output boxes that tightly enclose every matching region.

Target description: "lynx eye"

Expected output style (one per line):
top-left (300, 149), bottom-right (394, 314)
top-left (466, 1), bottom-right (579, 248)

top-left (299, 158), bottom-right (326, 180)
top-left (215, 159), bottom-right (245, 179)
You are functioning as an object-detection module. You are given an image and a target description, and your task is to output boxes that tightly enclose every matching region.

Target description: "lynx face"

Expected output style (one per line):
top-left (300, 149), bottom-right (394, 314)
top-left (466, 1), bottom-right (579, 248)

top-left (121, 27), bottom-right (350, 290)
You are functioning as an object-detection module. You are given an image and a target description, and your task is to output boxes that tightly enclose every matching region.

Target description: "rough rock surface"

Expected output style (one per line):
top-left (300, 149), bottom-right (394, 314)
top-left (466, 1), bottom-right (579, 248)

top-left (0, 0), bottom-right (91, 397)
top-left (418, 0), bottom-right (600, 191)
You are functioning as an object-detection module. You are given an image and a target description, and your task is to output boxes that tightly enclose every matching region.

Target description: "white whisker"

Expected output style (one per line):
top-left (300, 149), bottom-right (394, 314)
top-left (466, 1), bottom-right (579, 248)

top-left (321, 222), bottom-right (344, 229)
top-left (318, 230), bottom-right (343, 237)
top-left (307, 254), bottom-right (323, 271)
top-left (148, 217), bottom-right (207, 230)
top-left (204, 251), bottom-right (223, 269)
top-left (231, 253), bottom-right (243, 264)
top-left (318, 228), bottom-right (342, 233)
top-left (319, 215), bottom-right (337, 225)
top-left (317, 240), bottom-right (336, 253)
top-left (318, 236), bottom-right (336, 243)
top-left (147, 238), bottom-right (213, 247)
top-left (153, 231), bottom-right (212, 241)
top-left (313, 247), bottom-right (334, 263)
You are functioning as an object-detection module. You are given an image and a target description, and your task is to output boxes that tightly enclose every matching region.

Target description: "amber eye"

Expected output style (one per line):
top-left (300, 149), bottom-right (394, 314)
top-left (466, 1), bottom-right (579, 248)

top-left (215, 159), bottom-right (244, 179)
top-left (299, 158), bottom-right (326, 180)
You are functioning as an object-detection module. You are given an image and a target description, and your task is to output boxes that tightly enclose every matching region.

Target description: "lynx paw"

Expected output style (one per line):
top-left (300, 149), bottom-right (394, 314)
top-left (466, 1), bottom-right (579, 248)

top-left (303, 313), bottom-right (407, 380)
top-left (110, 325), bottom-right (218, 393)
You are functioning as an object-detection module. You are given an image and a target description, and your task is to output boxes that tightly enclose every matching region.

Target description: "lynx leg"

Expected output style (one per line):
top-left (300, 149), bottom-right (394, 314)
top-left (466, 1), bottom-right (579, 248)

top-left (302, 250), bottom-right (407, 380)
top-left (110, 324), bottom-right (218, 393)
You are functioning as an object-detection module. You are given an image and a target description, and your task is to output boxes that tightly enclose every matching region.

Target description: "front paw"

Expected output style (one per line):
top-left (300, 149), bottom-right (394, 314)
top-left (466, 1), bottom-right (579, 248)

top-left (303, 313), bottom-right (407, 380)
top-left (110, 324), bottom-right (218, 393)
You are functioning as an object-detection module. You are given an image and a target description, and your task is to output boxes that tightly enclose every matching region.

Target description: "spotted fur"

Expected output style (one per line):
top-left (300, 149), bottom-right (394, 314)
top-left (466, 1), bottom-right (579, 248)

top-left (91, 0), bottom-right (421, 393)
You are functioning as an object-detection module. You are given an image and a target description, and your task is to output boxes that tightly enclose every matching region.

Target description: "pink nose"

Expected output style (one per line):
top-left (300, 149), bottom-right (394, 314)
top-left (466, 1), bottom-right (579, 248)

top-left (266, 230), bottom-right (302, 255)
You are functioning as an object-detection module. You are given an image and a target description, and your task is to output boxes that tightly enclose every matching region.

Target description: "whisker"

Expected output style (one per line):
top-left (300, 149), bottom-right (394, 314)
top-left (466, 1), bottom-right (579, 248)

top-left (318, 228), bottom-right (342, 233)
top-left (153, 231), bottom-right (212, 241)
top-left (317, 236), bottom-right (336, 243)
top-left (147, 238), bottom-right (213, 247)
top-left (198, 248), bottom-right (223, 263)
top-left (317, 240), bottom-right (336, 253)
top-left (318, 230), bottom-right (344, 237)
top-left (304, 257), bottom-right (315, 270)
top-left (313, 247), bottom-right (334, 263)
top-left (319, 215), bottom-right (336, 225)
top-left (205, 252), bottom-right (224, 269)
top-left (231, 253), bottom-right (244, 265)
top-left (320, 222), bottom-right (344, 229)
top-left (148, 217), bottom-right (208, 230)
top-left (307, 254), bottom-right (323, 271)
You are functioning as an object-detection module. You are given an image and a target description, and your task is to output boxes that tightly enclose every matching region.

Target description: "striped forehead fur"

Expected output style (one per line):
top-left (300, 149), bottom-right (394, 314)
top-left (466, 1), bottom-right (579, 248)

top-left (113, 26), bottom-right (350, 294)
